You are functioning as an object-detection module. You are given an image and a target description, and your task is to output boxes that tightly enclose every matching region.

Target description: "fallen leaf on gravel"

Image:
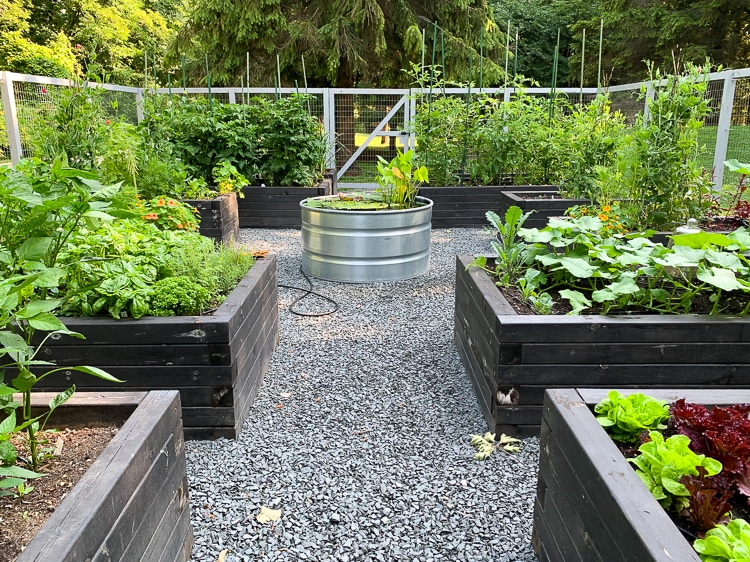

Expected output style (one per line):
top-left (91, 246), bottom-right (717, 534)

top-left (217, 549), bottom-right (229, 562)
top-left (280, 392), bottom-right (292, 398)
top-left (256, 506), bottom-right (282, 524)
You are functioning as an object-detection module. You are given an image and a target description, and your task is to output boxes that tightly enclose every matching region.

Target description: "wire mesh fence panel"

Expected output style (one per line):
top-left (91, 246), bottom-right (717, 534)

top-left (0, 97), bottom-right (9, 163)
top-left (723, 77), bottom-right (750, 189)
top-left (334, 91), bottom-right (409, 183)
top-left (696, 78), bottom-right (725, 178)
top-left (11, 80), bottom-right (140, 159)
top-left (608, 88), bottom-right (644, 125)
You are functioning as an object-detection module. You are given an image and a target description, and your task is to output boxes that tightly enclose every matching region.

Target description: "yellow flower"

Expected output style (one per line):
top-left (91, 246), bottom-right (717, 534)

top-left (391, 167), bottom-right (404, 180)
top-left (599, 214), bottom-right (609, 221)
top-left (602, 205), bottom-right (611, 212)
top-left (157, 199), bottom-right (165, 207)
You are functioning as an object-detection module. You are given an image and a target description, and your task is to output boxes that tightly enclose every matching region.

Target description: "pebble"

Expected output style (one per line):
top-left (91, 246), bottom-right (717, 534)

top-left (186, 227), bottom-right (540, 562)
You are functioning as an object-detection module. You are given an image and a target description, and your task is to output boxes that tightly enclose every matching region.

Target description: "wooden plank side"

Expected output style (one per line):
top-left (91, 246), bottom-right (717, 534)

top-left (37, 343), bottom-right (215, 366)
top-left (125, 477), bottom-right (191, 562)
top-left (35, 364), bottom-right (233, 390)
top-left (18, 391), bottom-right (183, 562)
top-left (499, 314), bottom-right (750, 344)
top-left (541, 388), bottom-right (700, 562)
top-left (454, 290), bottom-right (503, 391)
top-left (94, 430), bottom-right (186, 561)
top-left (523, 342), bottom-right (750, 364)
top-left (232, 310), bottom-right (279, 435)
top-left (500, 364), bottom-right (748, 387)
top-left (454, 324), bottom-right (494, 428)
top-left (539, 423), bottom-right (619, 562)
top-left (155, 482), bottom-right (193, 562)
top-left (577, 387), bottom-right (750, 406)
top-left (494, 405), bottom-right (542, 426)
top-left (517, 382), bottom-right (750, 407)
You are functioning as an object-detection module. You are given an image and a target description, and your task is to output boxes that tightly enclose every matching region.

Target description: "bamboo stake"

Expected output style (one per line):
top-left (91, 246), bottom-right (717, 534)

top-left (440, 28), bottom-right (445, 95)
top-left (421, 28), bottom-right (426, 81)
top-left (597, 18), bottom-right (603, 95)
top-left (460, 52), bottom-right (473, 186)
top-left (580, 28), bottom-right (586, 106)
top-left (513, 28), bottom-right (519, 80)
top-left (504, 20), bottom-right (511, 92)
top-left (276, 54), bottom-right (282, 94)
top-left (479, 25), bottom-right (484, 91)
top-left (425, 21), bottom-right (438, 169)
top-left (205, 54), bottom-right (213, 111)
top-left (247, 52), bottom-right (251, 102)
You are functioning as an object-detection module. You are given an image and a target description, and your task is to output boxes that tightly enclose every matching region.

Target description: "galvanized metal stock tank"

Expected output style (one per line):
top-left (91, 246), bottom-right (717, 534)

top-left (300, 195), bottom-right (433, 283)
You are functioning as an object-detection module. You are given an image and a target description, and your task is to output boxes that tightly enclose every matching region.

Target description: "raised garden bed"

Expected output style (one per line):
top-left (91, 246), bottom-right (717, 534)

top-left (454, 254), bottom-right (750, 437)
top-left (419, 185), bottom-right (557, 228)
top-left (18, 390), bottom-right (192, 562)
top-left (532, 387), bottom-right (750, 561)
top-left (239, 178), bottom-right (335, 228)
top-left (183, 192), bottom-right (239, 243)
top-left (498, 189), bottom-right (587, 229)
top-left (34, 257), bottom-right (279, 439)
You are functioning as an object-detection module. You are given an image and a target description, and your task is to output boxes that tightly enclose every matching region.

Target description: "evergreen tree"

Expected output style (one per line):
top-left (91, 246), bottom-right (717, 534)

top-left (170, 0), bottom-right (508, 88)
top-left (572, 0), bottom-right (750, 84)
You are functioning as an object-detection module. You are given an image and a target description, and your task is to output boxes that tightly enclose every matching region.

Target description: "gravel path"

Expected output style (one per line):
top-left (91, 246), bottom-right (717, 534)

top-left (186, 227), bottom-right (540, 562)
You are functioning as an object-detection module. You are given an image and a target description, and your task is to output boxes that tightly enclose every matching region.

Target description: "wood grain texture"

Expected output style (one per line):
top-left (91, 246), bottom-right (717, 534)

top-left (17, 391), bottom-right (193, 562)
top-left (454, 254), bottom-right (750, 437)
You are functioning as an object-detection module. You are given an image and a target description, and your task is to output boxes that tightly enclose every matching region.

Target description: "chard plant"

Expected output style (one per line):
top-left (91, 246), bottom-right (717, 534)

top-left (471, 207), bottom-right (538, 287)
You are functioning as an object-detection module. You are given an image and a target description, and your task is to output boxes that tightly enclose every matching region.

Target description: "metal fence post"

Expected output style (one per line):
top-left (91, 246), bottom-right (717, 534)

top-left (135, 89), bottom-right (145, 123)
top-left (712, 72), bottom-right (737, 193)
top-left (1, 72), bottom-right (23, 164)
top-left (322, 88), bottom-right (336, 171)
top-left (642, 83), bottom-right (654, 123)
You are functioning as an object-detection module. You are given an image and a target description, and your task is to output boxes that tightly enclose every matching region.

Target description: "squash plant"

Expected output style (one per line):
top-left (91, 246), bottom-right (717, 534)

top-left (474, 206), bottom-right (750, 315)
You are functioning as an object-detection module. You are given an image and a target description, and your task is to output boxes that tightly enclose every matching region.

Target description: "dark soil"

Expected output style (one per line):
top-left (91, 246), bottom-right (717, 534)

top-left (500, 283), bottom-right (750, 316)
top-left (1, 426), bottom-right (118, 561)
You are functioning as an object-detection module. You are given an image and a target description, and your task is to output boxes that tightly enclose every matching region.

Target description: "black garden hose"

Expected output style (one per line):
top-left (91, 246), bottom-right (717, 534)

top-left (278, 266), bottom-right (339, 317)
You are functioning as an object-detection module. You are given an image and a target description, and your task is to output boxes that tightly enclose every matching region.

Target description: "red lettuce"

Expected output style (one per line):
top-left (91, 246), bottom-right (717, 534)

top-left (670, 399), bottom-right (750, 499)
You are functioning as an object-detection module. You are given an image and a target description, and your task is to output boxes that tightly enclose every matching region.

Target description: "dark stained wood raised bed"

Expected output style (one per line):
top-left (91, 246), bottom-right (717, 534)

top-left (18, 390), bottom-right (193, 562)
top-left (454, 254), bottom-right (750, 437)
top-left (239, 178), bottom-right (335, 228)
top-left (419, 185), bottom-right (557, 228)
top-left (532, 388), bottom-right (750, 561)
top-left (183, 192), bottom-right (239, 243)
top-left (498, 190), bottom-right (588, 229)
top-left (35, 257), bottom-right (279, 440)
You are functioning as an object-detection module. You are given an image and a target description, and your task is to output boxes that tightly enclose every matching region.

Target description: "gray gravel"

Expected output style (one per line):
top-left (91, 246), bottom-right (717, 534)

top-left (186, 227), bottom-right (540, 562)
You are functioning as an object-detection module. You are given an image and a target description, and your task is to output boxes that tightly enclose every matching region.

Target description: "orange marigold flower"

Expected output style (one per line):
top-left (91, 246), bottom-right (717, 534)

top-left (143, 213), bottom-right (158, 220)
top-left (176, 224), bottom-right (183, 229)
top-left (602, 205), bottom-right (611, 212)
top-left (167, 199), bottom-right (178, 207)
top-left (157, 199), bottom-right (165, 207)
top-left (599, 214), bottom-right (609, 221)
